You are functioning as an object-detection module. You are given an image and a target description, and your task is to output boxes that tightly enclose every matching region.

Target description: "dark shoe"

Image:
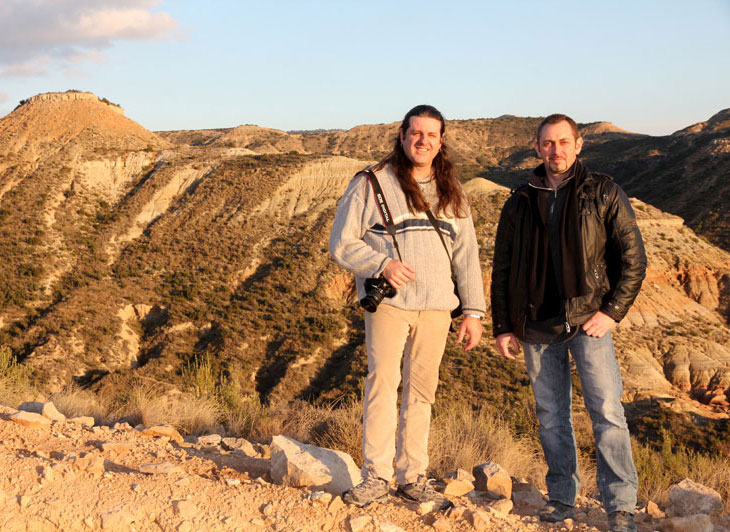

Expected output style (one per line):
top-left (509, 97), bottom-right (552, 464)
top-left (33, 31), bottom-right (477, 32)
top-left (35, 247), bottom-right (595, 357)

top-left (342, 468), bottom-right (389, 507)
top-left (538, 500), bottom-right (575, 522)
top-left (395, 475), bottom-right (453, 511)
top-left (608, 511), bottom-right (637, 532)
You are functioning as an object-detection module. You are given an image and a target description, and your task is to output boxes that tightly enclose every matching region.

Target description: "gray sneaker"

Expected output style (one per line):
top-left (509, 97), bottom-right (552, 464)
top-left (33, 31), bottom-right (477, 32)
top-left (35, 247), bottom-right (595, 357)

top-left (342, 468), bottom-right (389, 507)
top-left (608, 511), bottom-right (637, 532)
top-left (538, 500), bottom-right (575, 522)
top-left (395, 475), bottom-right (453, 511)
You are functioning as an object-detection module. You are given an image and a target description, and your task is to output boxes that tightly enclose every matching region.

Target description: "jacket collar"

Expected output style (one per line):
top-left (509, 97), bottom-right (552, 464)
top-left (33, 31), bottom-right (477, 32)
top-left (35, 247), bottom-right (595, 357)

top-left (528, 161), bottom-right (580, 190)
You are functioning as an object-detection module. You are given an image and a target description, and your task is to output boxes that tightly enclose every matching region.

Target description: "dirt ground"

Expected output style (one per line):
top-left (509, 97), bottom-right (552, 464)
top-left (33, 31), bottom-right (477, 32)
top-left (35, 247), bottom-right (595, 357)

top-left (0, 403), bottom-right (720, 532)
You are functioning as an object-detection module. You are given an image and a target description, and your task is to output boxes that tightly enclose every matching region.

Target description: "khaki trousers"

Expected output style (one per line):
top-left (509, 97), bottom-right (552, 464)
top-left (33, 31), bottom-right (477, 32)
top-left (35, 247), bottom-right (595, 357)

top-left (362, 304), bottom-right (451, 485)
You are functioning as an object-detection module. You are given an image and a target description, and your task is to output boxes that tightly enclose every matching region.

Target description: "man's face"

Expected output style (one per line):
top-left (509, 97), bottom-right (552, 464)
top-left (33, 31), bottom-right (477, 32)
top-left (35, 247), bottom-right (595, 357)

top-left (400, 115), bottom-right (443, 169)
top-left (534, 121), bottom-right (583, 176)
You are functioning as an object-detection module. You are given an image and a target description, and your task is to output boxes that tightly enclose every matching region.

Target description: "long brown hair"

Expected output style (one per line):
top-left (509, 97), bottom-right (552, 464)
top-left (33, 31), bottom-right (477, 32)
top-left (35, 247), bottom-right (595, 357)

top-left (374, 104), bottom-right (466, 218)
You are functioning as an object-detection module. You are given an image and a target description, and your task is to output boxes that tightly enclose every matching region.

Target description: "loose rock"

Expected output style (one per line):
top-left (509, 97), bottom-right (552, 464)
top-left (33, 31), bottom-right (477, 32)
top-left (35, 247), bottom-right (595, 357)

top-left (442, 478), bottom-right (474, 496)
top-left (511, 481), bottom-right (545, 511)
top-left (140, 425), bottom-right (183, 444)
top-left (68, 416), bottom-right (95, 428)
top-left (98, 441), bottom-right (132, 455)
top-left (464, 508), bottom-right (491, 531)
top-left (445, 468), bottom-right (475, 483)
top-left (196, 433), bottom-right (222, 446)
top-left (18, 401), bottom-right (44, 413)
top-left (430, 516), bottom-right (451, 531)
top-left (328, 496), bottom-right (345, 514)
top-left (667, 478), bottom-right (723, 517)
top-left (309, 491), bottom-right (333, 506)
top-left (347, 515), bottom-right (372, 532)
top-left (488, 498), bottom-right (514, 516)
top-left (41, 402), bottom-right (66, 422)
top-left (646, 499), bottom-right (665, 519)
top-left (270, 435), bottom-right (360, 495)
top-left (138, 462), bottom-right (185, 475)
top-left (222, 437), bottom-right (259, 457)
top-left (10, 411), bottom-right (51, 429)
top-left (472, 462), bottom-right (512, 499)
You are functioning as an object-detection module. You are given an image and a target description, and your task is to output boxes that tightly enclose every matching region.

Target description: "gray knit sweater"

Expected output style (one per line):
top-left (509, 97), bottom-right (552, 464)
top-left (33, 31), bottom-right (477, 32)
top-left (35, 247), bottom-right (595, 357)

top-left (329, 165), bottom-right (486, 317)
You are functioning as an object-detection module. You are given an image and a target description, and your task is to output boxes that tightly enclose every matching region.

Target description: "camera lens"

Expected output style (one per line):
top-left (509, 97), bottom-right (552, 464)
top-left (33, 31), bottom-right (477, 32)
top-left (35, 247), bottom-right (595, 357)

top-left (360, 296), bottom-right (379, 312)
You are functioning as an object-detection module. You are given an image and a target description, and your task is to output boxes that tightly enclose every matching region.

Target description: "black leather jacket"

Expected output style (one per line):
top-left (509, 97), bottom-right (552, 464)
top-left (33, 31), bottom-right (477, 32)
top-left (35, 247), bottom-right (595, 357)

top-left (491, 161), bottom-right (646, 339)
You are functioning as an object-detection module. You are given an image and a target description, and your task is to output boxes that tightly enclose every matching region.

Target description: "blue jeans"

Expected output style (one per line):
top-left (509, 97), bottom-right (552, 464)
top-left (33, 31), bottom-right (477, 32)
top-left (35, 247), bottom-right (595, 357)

top-left (523, 330), bottom-right (637, 513)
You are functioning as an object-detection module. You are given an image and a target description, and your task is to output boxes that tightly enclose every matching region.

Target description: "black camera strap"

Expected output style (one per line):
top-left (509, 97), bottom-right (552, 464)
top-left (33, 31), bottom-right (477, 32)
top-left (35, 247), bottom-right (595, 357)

top-left (361, 169), bottom-right (403, 262)
top-left (425, 208), bottom-right (463, 320)
top-left (424, 209), bottom-right (453, 269)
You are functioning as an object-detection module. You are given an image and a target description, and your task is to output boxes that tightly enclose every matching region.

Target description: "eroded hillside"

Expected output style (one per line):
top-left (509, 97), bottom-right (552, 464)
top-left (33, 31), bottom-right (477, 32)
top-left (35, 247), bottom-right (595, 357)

top-left (0, 92), bottom-right (728, 451)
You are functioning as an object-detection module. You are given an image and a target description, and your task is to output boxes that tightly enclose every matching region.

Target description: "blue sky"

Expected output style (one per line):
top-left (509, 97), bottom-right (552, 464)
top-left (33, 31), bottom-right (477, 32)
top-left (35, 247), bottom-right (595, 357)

top-left (0, 0), bottom-right (728, 135)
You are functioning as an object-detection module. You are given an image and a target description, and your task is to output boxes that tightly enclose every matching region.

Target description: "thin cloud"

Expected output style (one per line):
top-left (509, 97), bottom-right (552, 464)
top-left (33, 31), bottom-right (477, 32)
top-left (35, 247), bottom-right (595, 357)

top-left (0, 0), bottom-right (179, 77)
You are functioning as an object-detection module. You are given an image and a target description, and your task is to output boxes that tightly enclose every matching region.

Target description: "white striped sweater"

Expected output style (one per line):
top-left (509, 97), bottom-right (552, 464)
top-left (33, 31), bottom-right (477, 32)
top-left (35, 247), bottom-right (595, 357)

top-left (329, 164), bottom-right (486, 316)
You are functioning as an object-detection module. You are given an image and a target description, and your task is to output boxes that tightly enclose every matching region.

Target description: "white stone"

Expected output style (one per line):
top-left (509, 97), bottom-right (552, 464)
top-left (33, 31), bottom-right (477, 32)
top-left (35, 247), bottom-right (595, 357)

top-left (270, 435), bottom-right (360, 495)
top-left (42, 402), bottom-right (66, 422)
top-left (668, 478), bottom-right (723, 517)
top-left (9, 411), bottom-right (51, 428)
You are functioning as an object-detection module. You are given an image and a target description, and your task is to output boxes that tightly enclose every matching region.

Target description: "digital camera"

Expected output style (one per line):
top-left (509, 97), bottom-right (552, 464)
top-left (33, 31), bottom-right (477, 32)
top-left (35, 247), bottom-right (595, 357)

top-left (359, 276), bottom-right (396, 312)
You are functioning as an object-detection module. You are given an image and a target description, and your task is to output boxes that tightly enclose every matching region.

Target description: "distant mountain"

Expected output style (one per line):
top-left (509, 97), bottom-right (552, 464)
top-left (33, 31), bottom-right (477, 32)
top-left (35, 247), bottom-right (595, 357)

top-left (0, 92), bottom-right (728, 433)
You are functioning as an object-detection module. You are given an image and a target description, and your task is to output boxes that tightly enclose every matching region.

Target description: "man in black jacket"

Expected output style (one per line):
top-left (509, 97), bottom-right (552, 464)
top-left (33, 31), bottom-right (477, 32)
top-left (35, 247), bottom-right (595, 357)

top-left (491, 114), bottom-right (646, 532)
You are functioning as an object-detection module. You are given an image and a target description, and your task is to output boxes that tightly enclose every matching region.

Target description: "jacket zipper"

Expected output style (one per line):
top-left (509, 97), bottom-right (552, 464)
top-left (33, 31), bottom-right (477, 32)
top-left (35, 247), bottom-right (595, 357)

top-left (565, 299), bottom-right (571, 333)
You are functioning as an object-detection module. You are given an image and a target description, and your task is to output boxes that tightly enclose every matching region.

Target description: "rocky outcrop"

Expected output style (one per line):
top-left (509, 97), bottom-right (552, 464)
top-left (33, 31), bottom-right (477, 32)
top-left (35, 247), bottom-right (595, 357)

top-left (24, 91), bottom-right (124, 115)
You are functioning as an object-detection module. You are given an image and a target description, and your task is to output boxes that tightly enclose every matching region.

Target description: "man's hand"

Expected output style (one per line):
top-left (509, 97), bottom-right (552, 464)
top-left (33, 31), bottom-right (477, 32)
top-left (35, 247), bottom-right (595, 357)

top-left (495, 333), bottom-right (520, 360)
top-left (457, 316), bottom-right (483, 350)
top-left (381, 260), bottom-right (416, 289)
top-left (582, 311), bottom-right (616, 338)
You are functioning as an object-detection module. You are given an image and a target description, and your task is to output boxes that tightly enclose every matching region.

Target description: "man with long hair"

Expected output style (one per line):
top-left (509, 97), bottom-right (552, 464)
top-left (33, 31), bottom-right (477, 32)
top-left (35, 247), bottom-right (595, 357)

top-left (491, 114), bottom-right (645, 532)
top-left (329, 105), bottom-right (485, 509)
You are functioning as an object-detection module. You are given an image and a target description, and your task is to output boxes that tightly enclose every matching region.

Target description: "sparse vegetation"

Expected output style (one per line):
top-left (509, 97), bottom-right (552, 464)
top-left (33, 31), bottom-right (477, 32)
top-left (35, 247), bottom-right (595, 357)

top-left (0, 346), bottom-right (35, 406)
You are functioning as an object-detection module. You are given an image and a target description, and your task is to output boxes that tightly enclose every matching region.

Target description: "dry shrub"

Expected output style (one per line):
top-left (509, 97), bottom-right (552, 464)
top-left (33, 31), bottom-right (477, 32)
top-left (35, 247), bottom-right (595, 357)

top-left (429, 402), bottom-right (546, 485)
top-left (0, 346), bottom-right (36, 407)
top-left (116, 384), bottom-right (171, 427)
top-left (301, 398), bottom-right (363, 465)
top-left (116, 383), bottom-right (221, 434)
top-left (173, 393), bottom-right (223, 436)
top-left (633, 435), bottom-right (730, 512)
top-left (181, 353), bottom-right (217, 399)
top-left (50, 386), bottom-right (110, 424)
